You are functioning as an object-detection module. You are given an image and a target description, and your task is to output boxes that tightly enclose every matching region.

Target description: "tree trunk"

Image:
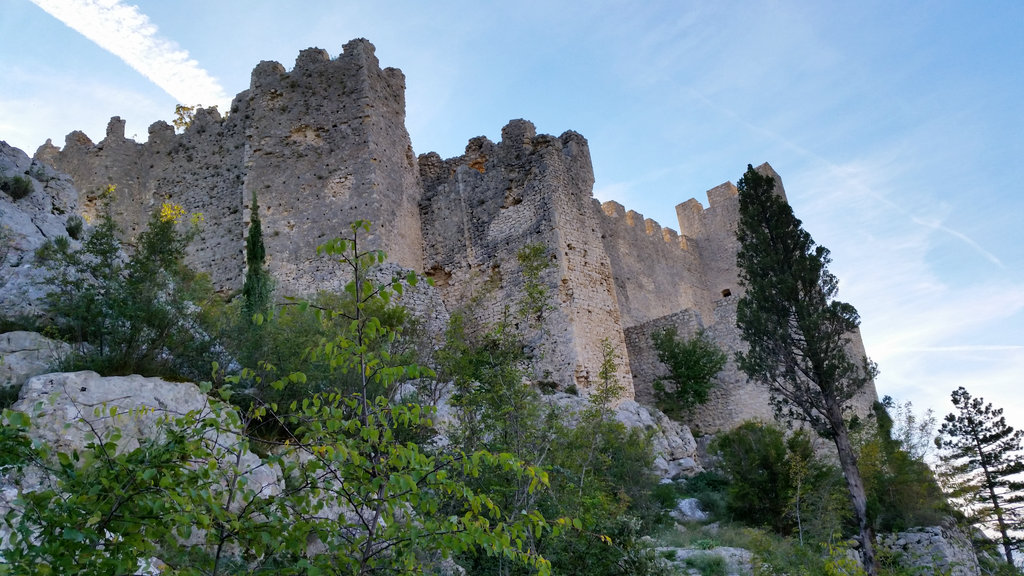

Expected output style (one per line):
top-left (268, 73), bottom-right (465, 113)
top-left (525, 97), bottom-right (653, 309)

top-left (826, 399), bottom-right (881, 576)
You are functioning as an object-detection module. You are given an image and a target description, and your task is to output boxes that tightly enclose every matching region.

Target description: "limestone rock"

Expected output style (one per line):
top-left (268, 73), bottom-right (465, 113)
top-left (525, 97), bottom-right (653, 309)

top-left (0, 331), bottom-right (71, 389)
top-left (671, 497), bottom-right (708, 522)
top-left (546, 393), bottom-right (702, 478)
top-left (0, 140), bottom-right (82, 319)
top-left (658, 546), bottom-right (754, 576)
top-left (12, 371), bottom-right (281, 499)
top-left (613, 399), bottom-right (702, 478)
top-left (879, 523), bottom-right (980, 576)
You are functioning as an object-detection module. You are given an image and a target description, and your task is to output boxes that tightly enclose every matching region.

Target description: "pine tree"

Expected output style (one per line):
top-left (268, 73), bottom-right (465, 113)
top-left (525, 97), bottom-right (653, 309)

top-left (241, 192), bottom-right (272, 325)
top-left (734, 164), bottom-right (881, 574)
top-left (937, 386), bottom-right (1024, 565)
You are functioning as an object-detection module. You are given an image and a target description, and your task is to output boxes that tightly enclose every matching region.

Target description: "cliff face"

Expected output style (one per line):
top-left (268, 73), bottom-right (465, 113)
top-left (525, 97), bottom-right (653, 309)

top-left (28, 38), bottom-right (877, 431)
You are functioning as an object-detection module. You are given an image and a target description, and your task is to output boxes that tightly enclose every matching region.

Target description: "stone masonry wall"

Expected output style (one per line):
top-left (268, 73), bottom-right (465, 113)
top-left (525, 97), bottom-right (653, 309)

top-left (419, 120), bottom-right (632, 395)
top-left (597, 201), bottom-right (711, 328)
top-left (28, 39), bottom-right (880, 426)
top-left (39, 39), bottom-right (423, 295)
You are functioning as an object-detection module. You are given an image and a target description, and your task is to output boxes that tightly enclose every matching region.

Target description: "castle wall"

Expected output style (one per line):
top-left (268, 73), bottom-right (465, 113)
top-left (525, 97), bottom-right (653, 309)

top-left (39, 39), bottom-right (423, 295)
top-left (29, 39), bottom-right (879, 429)
top-left (596, 200), bottom-right (712, 327)
top-left (625, 298), bottom-right (775, 434)
top-left (419, 120), bottom-right (633, 395)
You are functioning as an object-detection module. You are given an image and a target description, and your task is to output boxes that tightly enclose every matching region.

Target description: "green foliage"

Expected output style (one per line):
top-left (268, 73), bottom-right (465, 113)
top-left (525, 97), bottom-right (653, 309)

top-left (936, 386), bottom-right (1024, 566)
top-left (734, 164), bottom-right (880, 574)
top-left (0, 384), bottom-right (20, 410)
top-left (855, 400), bottom-right (949, 532)
top-left (1, 221), bottom-right (569, 576)
top-left (0, 174), bottom-right (32, 200)
top-left (710, 421), bottom-right (793, 532)
top-left (710, 421), bottom-right (852, 543)
top-left (0, 224), bottom-right (10, 275)
top-left (516, 242), bottom-right (554, 329)
top-left (651, 327), bottom-right (726, 417)
top-left (241, 192), bottom-right (273, 327)
top-left (734, 164), bottom-right (876, 436)
top-left (0, 401), bottom-right (291, 575)
top-left (435, 256), bottom-right (663, 576)
top-left (65, 214), bottom-right (84, 240)
top-left (684, 553), bottom-right (728, 576)
top-left (682, 471), bottom-right (731, 519)
top-left (36, 192), bottom-right (217, 381)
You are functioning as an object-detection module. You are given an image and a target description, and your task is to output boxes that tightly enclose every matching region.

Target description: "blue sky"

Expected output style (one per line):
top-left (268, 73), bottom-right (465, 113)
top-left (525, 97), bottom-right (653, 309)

top-left (2, 1), bottom-right (1022, 433)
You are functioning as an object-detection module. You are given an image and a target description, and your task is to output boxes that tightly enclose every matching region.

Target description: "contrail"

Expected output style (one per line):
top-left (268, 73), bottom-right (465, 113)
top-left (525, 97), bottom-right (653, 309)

top-left (31, 0), bottom-right (229, 108)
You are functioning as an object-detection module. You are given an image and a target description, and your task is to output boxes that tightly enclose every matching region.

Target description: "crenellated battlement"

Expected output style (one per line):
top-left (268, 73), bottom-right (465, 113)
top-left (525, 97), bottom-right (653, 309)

top-left (599, 199), bottom-right (691, 248)
top-left (30, 40), bottom-right (873, 432)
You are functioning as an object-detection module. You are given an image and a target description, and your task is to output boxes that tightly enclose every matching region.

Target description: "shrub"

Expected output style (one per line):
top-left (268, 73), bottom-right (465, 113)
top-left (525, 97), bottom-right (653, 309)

top-left (0, 385), bottom-right (21, 410)
top-left (37, 195), bottom-right (216, 381)
top-left (682, 470), bottom-right (730, 519)
top-left (685, 553), bottom-right (728, 576)
top-left (1, 175), bottom-right (33, 200)
top-left (651, 327), bottom-right (727, 418)
top-left (65, 215), bottom-right (84, 240)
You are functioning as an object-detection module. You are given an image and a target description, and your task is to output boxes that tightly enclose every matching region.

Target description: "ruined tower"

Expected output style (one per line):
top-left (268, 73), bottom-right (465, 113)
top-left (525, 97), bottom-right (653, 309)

top-left (33, 39), bottom-right (877, 432)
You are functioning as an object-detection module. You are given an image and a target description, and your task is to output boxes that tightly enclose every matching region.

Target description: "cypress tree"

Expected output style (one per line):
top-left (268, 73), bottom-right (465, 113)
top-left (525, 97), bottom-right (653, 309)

top-left (241, 192), bottom-right (272, 325)
top-left (734, 164), bottom-right (880, 574)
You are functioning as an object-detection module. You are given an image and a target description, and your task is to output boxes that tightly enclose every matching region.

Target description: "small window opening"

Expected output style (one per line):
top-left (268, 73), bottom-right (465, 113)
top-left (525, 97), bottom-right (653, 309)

top-left (721, 289), bottom-right (732, 298)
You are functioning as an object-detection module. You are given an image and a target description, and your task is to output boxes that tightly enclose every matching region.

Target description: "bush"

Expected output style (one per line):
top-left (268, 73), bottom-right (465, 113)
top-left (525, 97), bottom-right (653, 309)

top-left (685, 553), bottom-right (728, 576)
top-left (651, 327), bottom-right (727, 418)
top-left (710, 422), bottom-right (852, 542)
top-left (37, 195), bottom-right (217, 381)
top-left (680, 470), bottom-right (730, 519)
top-left (65, 215), bottom-right (84, 240)
top-left (0, 385), bottom-right (21, 410)
top-left (1, 175), bottom-right (33, 200)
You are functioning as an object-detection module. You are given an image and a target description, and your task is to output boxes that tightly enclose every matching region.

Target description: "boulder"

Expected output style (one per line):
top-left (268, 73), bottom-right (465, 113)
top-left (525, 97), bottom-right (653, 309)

top-left (671, 497), bottom-right (709, 522)
top-left (11, 371), bottom-right (281, 500)
top-left (613, 399), bottom-right (702, 478)
top-left (0, 331), bottom-right (71, 389)
top-left (879, 522), bottom-right (980, 576)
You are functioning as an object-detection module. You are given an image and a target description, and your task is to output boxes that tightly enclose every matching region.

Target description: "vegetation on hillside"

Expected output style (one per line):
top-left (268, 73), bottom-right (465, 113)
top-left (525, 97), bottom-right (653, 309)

top-left (0, 176), bottom-right (1019, 574)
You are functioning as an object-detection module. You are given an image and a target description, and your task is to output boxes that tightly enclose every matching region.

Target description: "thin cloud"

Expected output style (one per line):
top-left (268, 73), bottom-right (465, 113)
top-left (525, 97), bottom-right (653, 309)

top-left (30, 0), bottom-right (229, 109)
top-left (896, 345), bottom-right (1024, 353)
top-left (911, 215), bottom-right (1005, 268)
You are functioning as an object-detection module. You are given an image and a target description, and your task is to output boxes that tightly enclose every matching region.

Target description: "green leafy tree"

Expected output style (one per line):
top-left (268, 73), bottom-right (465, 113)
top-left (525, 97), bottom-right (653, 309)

top-left (734, 165), bottom-right (880, 574)
top-left (854, 399), bottom-right (948, 532)
top-left (651, 327), bottom-right (727, 418)
top-left (2, 221), bottom-right (569, 576)
top-left (37, 193), bottom-right (215, 380)
top-left (936, 386), bottom-right (1024, 566)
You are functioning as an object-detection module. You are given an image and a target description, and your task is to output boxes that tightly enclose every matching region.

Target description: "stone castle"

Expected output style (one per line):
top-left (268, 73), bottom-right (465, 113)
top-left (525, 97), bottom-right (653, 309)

top-left (31, 38), bottom-right (876, 433)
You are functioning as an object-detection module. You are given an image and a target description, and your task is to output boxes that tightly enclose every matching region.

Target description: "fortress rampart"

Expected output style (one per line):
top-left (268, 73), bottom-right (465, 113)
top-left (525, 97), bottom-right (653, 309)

top-left (31, 39), bottom-right (877, 431)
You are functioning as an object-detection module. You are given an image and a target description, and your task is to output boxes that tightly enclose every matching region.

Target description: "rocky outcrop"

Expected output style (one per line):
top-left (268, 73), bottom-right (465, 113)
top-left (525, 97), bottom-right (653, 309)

top-left (0, 331), bottom-right (71, 389)
top-left (657, 546), bottom-right (754, 576)
top-left (545, 393), bottom-right (701, 478)
top-left (11, 371), bottom-right (280, 496)
top-left (613, 399), bottom-right (702, 478)
top-left (880, 523), bottom-right (981, 576)
top-left (0, 141), bottom-right (81, 319)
